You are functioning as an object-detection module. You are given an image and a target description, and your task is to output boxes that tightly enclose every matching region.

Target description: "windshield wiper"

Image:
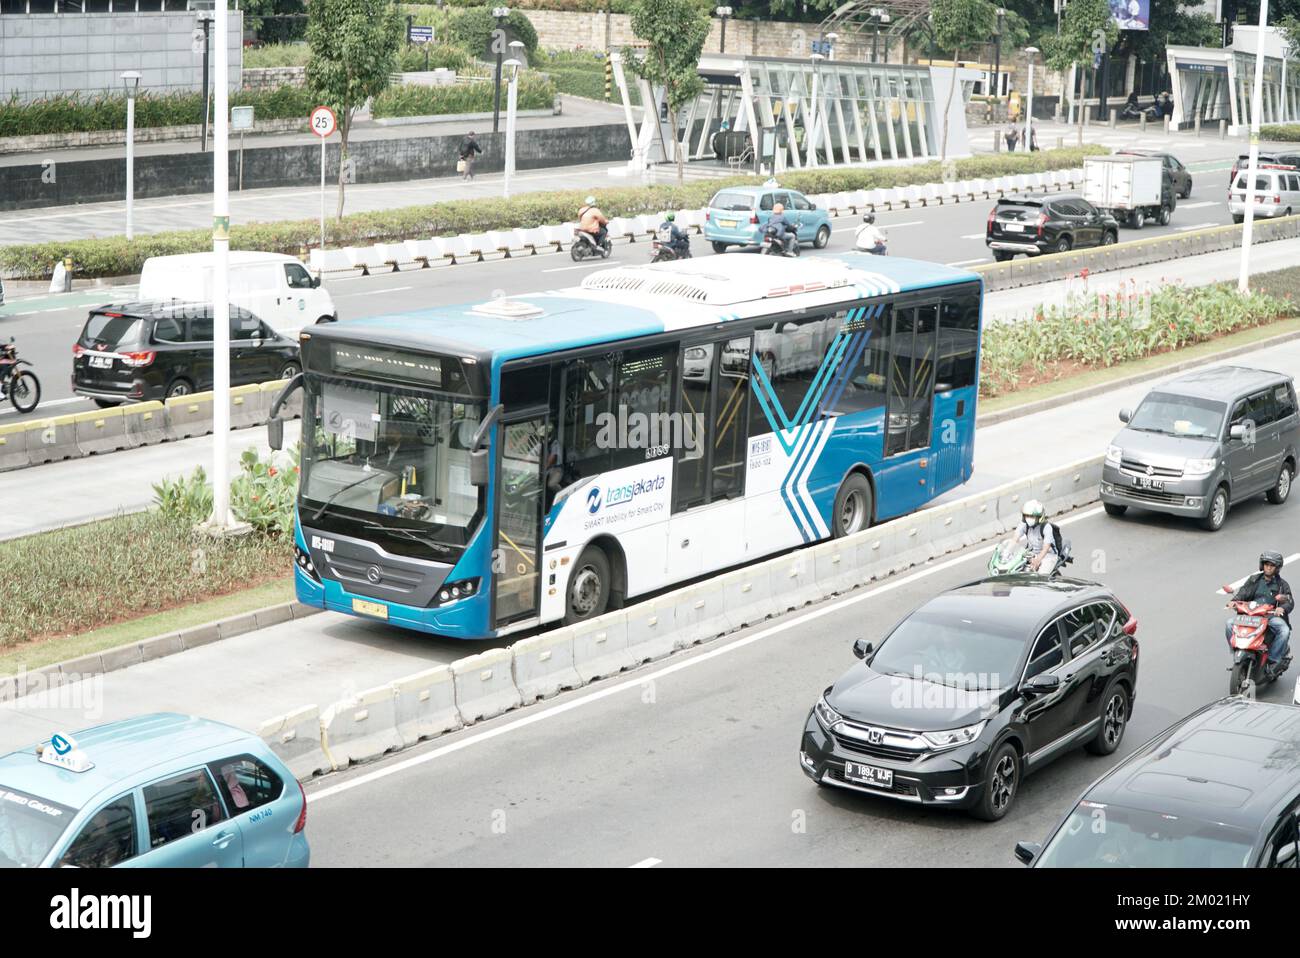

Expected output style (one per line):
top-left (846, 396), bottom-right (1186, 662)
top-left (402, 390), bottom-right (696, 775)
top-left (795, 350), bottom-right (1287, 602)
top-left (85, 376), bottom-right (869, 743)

top-left (311, 471), bottom-right (385, 521)
top-left (358, 520), bottom-right (454, 555)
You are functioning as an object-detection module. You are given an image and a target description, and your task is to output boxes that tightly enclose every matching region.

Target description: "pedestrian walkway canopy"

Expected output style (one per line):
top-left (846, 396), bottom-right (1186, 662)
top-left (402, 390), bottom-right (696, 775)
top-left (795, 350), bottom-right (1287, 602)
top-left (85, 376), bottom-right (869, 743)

top-left (612, 52), bottom-right (975, 174)
top-left (1166, 44), bottom-right (1300, 134)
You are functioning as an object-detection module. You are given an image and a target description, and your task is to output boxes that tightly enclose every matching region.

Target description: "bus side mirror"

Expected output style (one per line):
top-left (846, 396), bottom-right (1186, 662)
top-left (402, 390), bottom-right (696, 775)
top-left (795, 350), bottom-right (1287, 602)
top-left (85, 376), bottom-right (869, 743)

top-left (268, 417), bottom-right (284, 451)
top-left (470, 448), bottom-right (489, 487)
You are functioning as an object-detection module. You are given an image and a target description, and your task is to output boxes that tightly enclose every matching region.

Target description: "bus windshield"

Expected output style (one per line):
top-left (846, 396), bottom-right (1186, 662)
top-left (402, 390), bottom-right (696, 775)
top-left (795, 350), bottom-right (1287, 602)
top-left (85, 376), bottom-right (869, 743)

top-left (300, 377), bottom-right (485, 555)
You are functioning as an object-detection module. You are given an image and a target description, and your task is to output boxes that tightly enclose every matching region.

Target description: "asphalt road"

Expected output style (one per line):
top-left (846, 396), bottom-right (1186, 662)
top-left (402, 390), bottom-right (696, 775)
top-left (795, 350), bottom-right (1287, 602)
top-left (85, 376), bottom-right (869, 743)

top-left (0, 149), bottom-right (1236, 424)
top-left (301, 496), bottom-right (1297, 867)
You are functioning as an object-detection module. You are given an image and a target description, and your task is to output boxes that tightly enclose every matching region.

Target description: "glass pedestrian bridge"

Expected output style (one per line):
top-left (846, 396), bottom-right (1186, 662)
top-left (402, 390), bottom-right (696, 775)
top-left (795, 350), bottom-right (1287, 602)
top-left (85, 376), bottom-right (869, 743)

top-left (612, 52), bottom-right (975, 175)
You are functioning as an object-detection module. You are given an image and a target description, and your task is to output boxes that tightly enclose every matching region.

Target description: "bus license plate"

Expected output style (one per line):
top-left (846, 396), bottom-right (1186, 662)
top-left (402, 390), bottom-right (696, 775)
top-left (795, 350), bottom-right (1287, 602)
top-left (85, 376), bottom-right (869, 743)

top-left (718, 219), bottom-right (737, 228)
top-left (843, 761), bottom-right (893, 789)
top-left (1133, 475), bottom-right (1164, 490)
top-left (352, 598), bottom-right (388, 619)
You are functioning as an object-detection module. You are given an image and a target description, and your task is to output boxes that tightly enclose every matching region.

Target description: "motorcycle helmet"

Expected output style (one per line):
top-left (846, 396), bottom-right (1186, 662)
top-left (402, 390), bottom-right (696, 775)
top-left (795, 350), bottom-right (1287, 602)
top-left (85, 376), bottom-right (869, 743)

top-left (1260, 551), bottom-right (1285, 571)
top-left (1021, 499), bottom-right (1045, 527)
top-left (665, 212), bottom-right (676, 221)
top-left (862, 213), bottom-right (875, 224)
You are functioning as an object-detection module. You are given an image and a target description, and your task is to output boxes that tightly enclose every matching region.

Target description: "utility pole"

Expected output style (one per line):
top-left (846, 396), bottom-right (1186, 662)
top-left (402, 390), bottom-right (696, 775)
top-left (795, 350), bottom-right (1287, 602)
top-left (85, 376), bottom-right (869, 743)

top-left (199, 13), bottom-right (212, 152)
top-left (1239, 0), bottom-right (1269, 293)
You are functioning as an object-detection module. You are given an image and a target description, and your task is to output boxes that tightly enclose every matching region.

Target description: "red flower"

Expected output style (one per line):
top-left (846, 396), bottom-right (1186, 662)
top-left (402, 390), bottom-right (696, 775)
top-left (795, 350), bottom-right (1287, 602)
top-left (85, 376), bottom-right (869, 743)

top-left (1168, 322), bottom-right (1176, 330)
top-left (252, 494), bottom-right (260, 502)
top-left (293, 466), bottom-right (300, 475)
top-left (268, 467), bottom-right (278, 477)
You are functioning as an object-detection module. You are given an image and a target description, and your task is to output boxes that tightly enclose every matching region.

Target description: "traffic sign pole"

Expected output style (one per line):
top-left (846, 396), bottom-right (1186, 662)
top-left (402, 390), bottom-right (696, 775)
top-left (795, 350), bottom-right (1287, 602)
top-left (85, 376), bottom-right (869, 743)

top-left (320, 137), bottom-right (326, 252)
top-left (310, 106), bottom-right (337, 258)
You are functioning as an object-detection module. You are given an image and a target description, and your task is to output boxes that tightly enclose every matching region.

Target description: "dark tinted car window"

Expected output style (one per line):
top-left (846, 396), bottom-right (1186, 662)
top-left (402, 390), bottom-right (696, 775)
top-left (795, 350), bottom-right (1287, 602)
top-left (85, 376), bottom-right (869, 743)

top-left (152, 316), bottom-right (183, 343)
top-left (188, 316), bottom-right (214, 342)
top-left (792, 193), bottom-right (812, 211)
top-left (1246, 389), bottom-right (1278, 427)
top-left (759, 193), bottom-right (774, 211)
top-left (209, 755), bottom-right (283, 815)
top-left (711, 191), bottom-right (755, 212)
top-left (1062, 605), bottom-right (1101, 657)
top-left (143, 768), bottom-right (226, 850)
top-left (231, 310), bottom-right (262, 342)
top-left (284, 263), bottom-right (314, 289)
top-left (81, 314), bottom-right (144, 350)
top-left (58, 795), bottom-right (138, 868)
top-left (1024, 624), bottom-right (1063, 679)
top-left (1275, 383), bottom-right (1297, 420)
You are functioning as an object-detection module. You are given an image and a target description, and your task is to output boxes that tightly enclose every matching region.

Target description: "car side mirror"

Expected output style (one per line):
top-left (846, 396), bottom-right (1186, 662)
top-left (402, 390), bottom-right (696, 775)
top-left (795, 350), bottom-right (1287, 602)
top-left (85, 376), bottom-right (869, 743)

top-left (852, 638), bottom-right (873, 659)
top-left (1014, 841), bottom-right (1042, 866)
top-left (1118, 407), bottom-right (1132, 424)
top-left (1229, 423), bottom-right (1246, 441)
top-left (311, 274), bottom-right (321, 289)
top-left (267, 417), bottom-right (284, 451)
top-left (1021, 673), bottom-right (1060, 694)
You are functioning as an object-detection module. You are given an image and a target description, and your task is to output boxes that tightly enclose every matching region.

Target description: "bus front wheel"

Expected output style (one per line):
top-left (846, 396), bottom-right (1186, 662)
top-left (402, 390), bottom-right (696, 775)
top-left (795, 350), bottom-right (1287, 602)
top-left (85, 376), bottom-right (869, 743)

top-left (564, 546), bottom-right (612, 625)
top-left (832, 474), bottom-right (873, 538)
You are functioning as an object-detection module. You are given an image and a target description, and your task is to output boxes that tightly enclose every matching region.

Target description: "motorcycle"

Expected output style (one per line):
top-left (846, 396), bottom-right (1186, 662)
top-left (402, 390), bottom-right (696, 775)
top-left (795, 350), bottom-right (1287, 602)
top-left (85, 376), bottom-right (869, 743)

top-left (987, 537), bottom-right (1074, 578)
top-left (651, 238), bottom-right (691, 263)
top-left (1222, 594), bottom-right (1293, 697)
top-left (761, 226), bottom-right (799, 257)
top-left (0, 338), bottom-right (40, 413)
top-left (571, 229), bottom-right (612, 262)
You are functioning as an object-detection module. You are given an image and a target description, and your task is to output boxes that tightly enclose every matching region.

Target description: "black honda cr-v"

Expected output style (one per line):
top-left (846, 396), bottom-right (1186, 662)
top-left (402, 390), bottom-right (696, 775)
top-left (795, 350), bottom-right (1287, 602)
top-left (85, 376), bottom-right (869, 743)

top-left (800, 576), bottom-right (1140, 821)
top-left (73, 302), bottom-right (300, 406)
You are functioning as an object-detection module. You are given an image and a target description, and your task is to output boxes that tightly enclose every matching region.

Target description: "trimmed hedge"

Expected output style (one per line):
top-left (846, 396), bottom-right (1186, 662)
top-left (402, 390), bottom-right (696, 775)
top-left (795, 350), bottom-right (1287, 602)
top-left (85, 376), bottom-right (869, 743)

top-left (372, 73), bottom-right (556, 117)
top-left (396, 42), bottom-right (475, 73)
top-left (0, 87), bottom-right (316, 138)
top-left (449, 7), bottom-right (540, 59)
top-left (0, 145), bottom-right (1106, 280)
top-left (406, 0), bottom-right (634, 10)
top-left (1261, 124), bottom-right (1300, 142)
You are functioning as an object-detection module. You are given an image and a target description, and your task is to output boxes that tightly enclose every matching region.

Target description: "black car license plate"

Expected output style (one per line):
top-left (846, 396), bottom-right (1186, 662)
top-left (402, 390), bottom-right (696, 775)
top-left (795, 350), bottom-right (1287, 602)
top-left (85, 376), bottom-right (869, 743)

top-left (843, 761), bottom-right (893, 788)
top-left (1133, 475), bottom-right (1164, 490)
top-left (89, 355), bottom-right (113, 369)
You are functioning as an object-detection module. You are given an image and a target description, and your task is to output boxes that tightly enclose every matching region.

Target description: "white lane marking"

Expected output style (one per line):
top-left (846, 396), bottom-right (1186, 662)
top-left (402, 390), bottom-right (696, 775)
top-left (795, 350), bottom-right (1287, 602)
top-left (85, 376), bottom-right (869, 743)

top-left (0, 396), bottom-right (85, 417)
top-left (629, 858), bottom-right (662, 868)
top-left (884, 220), bottom-right (924, 228)
top-left (1219, 553), bottom-right (1300, 593)
top-left (946, 258), bottom-right (985, 267)
top-left (542, 260), bottom-right (623, 273)
top-left (308, 505), bottom-right (1105, 804)
top-left (1178, 201), bottom-right (1218, 209)
top-left (1175, 222), bottom-right (1220, 232)
top-left (960, 233), bottom-right (985, 240)
top-left (338, 286), bottom-right (411, 296)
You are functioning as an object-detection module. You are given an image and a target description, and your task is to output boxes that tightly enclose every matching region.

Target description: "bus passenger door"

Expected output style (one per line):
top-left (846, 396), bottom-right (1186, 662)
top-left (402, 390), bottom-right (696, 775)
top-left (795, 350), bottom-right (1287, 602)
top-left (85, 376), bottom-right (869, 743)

top-left (931, 287), bottom-right (980, 494)
top-left (492, 414), bottom-right (547, 628)
top-left (879, 302), bottom-right (938, 519)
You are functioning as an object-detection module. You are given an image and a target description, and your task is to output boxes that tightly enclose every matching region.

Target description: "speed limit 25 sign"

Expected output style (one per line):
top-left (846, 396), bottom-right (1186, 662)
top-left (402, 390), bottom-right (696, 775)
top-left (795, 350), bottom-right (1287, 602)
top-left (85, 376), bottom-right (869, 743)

top-left (310, 106), bottom-right (337, 138)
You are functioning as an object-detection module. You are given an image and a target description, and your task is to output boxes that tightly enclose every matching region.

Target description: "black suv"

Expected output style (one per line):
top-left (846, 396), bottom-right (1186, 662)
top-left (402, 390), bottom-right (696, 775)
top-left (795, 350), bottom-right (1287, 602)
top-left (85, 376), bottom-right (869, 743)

top-left (986, 194), bottom-right (1120, 261)
top-left (73, 302), bottom-right (300, 406)
top-left (800, 576), bottom-right (1139, 821)
top-left (1019, 698), bottom-right (1300, 868)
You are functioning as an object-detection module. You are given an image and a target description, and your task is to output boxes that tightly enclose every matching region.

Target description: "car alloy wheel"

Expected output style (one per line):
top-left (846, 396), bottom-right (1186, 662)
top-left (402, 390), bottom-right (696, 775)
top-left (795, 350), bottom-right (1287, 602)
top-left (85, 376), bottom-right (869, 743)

top-left (988, 752), bottom-right (1017, 814)
top-left (1102, 692), bottom-right (1127, 747)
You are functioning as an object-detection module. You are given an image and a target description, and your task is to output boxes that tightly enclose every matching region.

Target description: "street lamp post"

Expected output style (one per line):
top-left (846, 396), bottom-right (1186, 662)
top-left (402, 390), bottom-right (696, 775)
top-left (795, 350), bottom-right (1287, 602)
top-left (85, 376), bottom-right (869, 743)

top-left (1240, 0), bottom-right (1271, 293)
top-left (492, 6), bottom-right (510, 135)
top-left (715, 6), bottom-right (732, 54)
top-left (869, 8), bottom-right (890, 64)
top-left (1024, 47), bottom-right (1039, 153)
top-left (211, 0), bottom-right (233, 530)
top-left (992, 8), bottom-right (1005, 105)
top-left (808, 51), bottom-right (824, 167)
top-left (121, 71), bottom-right (140, 242)
top-left (504, 43), bottom-right (523, 198)
top-left (826, 31), bottom-right (837, 61)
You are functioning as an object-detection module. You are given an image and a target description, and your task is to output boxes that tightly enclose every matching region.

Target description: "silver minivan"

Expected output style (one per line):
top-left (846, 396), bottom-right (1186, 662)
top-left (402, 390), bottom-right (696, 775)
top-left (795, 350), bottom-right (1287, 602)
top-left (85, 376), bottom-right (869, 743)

top-left (1101, 366), bottom-right (1299, 531)
top-left (1229, 168), bottom-right (1300, 223)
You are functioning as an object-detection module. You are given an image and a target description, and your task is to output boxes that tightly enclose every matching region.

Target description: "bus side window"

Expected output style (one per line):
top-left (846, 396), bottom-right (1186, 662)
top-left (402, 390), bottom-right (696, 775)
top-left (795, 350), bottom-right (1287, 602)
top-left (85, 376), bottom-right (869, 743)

top-left (558, 357), bottom-right (613, 485)
top-left (938, 287), bottom-right (980, 392)
top-left (836, 305), bottom-right (888, 414)
top-left (612, 347), bottom-right (675, 470)
top-left (748, 313), bottom-right (840, 437)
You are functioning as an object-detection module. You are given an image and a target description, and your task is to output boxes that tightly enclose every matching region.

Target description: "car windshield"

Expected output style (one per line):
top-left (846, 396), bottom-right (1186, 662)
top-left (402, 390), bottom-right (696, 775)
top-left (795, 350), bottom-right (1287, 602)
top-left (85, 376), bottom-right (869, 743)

top-left (0, 784), bottom-right (77, 868)
top-left (80, 314), bottom-right (144, 351)
top-left (869, 608), bottom-right (1027, 690)
top-left (1036, 801), bottom-right (1256, 868)
top-left (1128, 392), bottom-right (1225, 437)
top-left (711, 191), bottom-right (754, 212)
top-left (300, 378), bottom-right (485, 556)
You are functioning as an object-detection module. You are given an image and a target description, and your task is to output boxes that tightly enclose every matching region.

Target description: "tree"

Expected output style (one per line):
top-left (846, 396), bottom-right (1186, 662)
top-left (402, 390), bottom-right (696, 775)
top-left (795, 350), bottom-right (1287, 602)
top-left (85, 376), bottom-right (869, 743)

top-left (625, 0), bottom-right (710, 185)
top-left (306, 0), bottom-right (404, 221)
top-left (1045, 0), bottom-right (1117, 141)
top-left (242, 0), bottom-right (307, 45)
top-left (932, 0), bottom-right (998, 162)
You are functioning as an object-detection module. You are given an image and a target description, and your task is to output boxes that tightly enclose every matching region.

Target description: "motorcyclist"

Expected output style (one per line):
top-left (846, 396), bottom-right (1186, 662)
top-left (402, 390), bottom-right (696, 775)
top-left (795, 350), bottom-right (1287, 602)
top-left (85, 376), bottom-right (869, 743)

top-left (1225, 551), bottom-right (1294, 676)
top-left (854, 213), bottom-right (887, 254)
top-left (1008, 499), bottom-right (1060, 575)
top-left (766, 202), bottom-right (797, 255)
top-left (656, 211), bottom-right (690, 258)
top-left (579, 195), bottom-right (609, 248)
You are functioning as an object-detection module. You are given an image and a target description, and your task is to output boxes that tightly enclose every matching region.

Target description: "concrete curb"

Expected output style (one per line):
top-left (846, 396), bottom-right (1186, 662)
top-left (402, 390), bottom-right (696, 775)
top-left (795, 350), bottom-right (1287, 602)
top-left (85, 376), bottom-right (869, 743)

top-left (0, 600), bottom-right (319, 703)
top-left (975, 327), bottom-right (1300, 428)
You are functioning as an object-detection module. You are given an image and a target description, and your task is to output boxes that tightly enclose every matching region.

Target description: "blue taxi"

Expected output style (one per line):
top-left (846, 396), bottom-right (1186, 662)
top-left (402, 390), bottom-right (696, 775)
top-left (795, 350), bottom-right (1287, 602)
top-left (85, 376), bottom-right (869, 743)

top-left (0, 713), bottom-right (309, 868)
top-left (702, 183), bottom-right (833, 254)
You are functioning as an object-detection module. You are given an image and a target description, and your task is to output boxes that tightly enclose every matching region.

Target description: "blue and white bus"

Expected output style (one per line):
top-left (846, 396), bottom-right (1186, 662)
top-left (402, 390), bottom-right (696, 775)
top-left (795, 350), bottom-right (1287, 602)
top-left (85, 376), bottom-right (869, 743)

top-left (276, 255), bottom-right (982, 639)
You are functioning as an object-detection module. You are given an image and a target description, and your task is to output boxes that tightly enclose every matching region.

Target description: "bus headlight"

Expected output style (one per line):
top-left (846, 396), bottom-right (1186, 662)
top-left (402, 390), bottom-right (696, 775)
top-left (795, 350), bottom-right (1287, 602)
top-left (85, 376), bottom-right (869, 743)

top-left (435, 578), bottom-right (480, 606)
top-left (294, 544), bottom-right (321, 582)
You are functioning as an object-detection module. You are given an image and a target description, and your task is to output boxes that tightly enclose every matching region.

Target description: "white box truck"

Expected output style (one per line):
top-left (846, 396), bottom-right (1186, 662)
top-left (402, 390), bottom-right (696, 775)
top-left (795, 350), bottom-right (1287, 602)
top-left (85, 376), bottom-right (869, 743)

top-left (137, 251), bottom-right (337, 335)
top-left (1082, 154), bottom-right (1174, 229)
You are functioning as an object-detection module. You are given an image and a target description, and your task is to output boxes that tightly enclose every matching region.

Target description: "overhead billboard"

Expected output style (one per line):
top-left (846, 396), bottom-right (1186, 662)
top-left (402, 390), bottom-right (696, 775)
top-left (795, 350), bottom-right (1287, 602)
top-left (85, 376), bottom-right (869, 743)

top-left (1110, 0), bottom-right (1150, 30)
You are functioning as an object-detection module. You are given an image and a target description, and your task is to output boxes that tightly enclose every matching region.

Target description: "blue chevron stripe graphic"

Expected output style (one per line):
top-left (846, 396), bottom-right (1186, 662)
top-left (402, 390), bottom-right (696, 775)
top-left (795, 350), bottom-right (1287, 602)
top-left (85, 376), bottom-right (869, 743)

top-left (780, 417), bottom-right (826, 542)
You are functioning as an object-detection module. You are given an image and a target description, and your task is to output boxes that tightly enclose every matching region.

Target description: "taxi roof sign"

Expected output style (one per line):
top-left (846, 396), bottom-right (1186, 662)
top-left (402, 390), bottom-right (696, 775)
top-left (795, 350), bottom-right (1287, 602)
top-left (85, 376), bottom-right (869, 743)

top-left (37, 733), bottom-right (95, 773)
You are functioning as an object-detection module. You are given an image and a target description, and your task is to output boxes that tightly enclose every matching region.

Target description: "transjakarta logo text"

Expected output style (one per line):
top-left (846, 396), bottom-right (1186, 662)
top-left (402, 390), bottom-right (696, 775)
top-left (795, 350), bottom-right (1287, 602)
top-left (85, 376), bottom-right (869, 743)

top-left (602, 475), bottom-right (665, 509)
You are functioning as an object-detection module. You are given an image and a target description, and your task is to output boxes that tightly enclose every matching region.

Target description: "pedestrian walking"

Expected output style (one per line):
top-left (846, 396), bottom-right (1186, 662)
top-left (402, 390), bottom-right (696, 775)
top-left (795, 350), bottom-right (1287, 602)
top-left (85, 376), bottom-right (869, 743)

top-left (1004, 124), bottom-right (1019, 153)
top-left (458, 131), bottom-right (482, 181)
top-left (1029, 119), bottom-right (1039, 152)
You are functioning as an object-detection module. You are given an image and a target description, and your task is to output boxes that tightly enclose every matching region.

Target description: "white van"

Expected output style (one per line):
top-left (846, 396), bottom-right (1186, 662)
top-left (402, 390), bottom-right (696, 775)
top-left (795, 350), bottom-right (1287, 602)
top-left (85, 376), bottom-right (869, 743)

top-left (137, 251), bottom-right (337, 334)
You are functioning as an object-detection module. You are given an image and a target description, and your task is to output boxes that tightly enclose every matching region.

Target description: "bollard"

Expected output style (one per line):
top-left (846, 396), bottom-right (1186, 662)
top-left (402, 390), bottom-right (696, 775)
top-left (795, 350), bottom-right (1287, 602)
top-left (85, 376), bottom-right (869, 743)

top-left (1140, 112), bottom-right (1147, 133)
top-left (993, 130), bottom-right (1000, 152)
top-left (1219, 118), bottom-right (1227, 139)
top-left (1109, 109), bottom-right (1117, 128)
top-left (1163, 114), bottom-right (1170, 134)
top-left (1084, 105), bottom-right (1092, 127)
top-left (1194, 114), bottom-right (1201, 135)
top-left (1056, 135), bottom-right (1063, 149)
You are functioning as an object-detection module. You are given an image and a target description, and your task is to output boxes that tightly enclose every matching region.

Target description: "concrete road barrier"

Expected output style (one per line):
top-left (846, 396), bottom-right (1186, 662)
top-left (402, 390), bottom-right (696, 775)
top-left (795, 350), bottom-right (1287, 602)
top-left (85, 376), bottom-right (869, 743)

top-left (666, 580), bottom-right (730, 651)
top-left (165, 393), bottom-right (214, 440)
top-left (258, 705), bottom-right (328, 781)
top-left (0, 421), bottom-right (28, 471)
top-left (571, 609), bottom-right (635, 682)
top-left (72, 406), bottom-right (128, 456)
top-left (768, 549), bottom-right (823, 614)
top-left (320, 684), bottom-right (404, 770)
top-left (451, 647), bottom-right (522, 724)
top-left (393, 665), bottom-right (462, 745)
top-left (719, 564), bottom-right (778, 632)
top-left (512, 630), bottom-right (583, 704)
top-left (25, 413), bottom-right (79, 465)
top-left (624, 594), bottom-right (679, 664)
top-left (122, 401), bottom-right (166, 448)
top-left (228, 383), bottom-right (265, 430)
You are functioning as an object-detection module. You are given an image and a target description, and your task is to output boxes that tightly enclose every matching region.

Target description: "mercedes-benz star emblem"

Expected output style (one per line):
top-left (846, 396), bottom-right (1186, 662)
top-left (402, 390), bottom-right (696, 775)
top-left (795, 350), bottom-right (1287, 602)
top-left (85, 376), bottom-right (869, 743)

top-left (366, 566), bottom-right (382, 584)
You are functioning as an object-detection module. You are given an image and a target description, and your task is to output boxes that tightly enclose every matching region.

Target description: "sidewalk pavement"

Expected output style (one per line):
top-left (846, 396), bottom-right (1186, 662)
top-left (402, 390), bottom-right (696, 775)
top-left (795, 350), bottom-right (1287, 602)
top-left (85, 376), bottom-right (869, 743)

top-left (7, 309), bottom-right (1300, 753)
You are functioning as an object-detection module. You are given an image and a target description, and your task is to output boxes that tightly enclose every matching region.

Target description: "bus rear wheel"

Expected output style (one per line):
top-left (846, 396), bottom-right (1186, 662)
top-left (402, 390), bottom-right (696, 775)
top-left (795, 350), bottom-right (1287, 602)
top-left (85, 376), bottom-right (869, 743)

top-left (832, 474), bottom-right (873, 538)
top-left (564, 545), bottom-right (612, 625)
